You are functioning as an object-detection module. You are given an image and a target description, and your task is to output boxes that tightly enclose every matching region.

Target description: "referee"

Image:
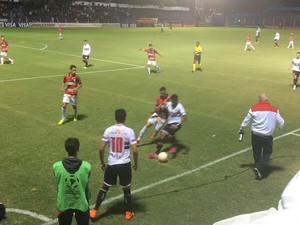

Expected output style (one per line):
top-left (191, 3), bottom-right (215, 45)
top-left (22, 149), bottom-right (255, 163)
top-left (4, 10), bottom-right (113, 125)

top-left (239, 93), bottom-right (285, 180)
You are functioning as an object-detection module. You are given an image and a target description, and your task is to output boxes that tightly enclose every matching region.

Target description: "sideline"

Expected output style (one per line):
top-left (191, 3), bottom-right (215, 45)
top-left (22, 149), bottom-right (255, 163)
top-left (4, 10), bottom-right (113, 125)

top-left (6, 208), bottom-right (52, 222)
top-left (40, 128), bottom-right (300, 225)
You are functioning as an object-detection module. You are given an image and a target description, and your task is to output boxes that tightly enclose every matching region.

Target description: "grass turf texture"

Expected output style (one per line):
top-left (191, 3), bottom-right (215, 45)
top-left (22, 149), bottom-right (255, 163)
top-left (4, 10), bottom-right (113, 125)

top-left (0, 27), bottom-right (300, 225)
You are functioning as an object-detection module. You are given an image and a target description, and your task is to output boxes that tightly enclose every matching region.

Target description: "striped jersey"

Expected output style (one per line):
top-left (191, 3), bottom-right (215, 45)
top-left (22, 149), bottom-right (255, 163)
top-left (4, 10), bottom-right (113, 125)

top-left (102, 124), bottom-right (136, 165)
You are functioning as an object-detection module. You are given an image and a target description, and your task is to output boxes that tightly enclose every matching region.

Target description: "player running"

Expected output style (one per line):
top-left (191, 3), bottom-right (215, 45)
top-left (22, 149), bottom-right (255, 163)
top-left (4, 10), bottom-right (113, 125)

top-left (138, 44), bottom-right (162, 75)
top-left (291, 52), bottom-right (300, 90)
top-left (192, 41), bottom-right (202, 72)
top-left (287, 33), bottom-right (295, 49)
top-left (136, 86), bottom-right (170, 144)
top-left (58, 65), bottom-right (82, 125)
top-left (244, 34), bottom-right (255, 51)
top-left (0, 36), bottom-right (14, 65)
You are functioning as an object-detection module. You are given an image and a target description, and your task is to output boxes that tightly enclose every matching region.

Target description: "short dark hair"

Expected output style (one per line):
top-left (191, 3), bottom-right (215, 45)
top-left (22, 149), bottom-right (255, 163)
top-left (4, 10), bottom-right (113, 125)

top-left (159, 86), bottom-right (166, 92)
top-left (65, 137), bottom-right (80, 156)
top-left (115, 109), bottom-right (126, 123)
top-left (149, 44), bottom-right (152, 47)
top-left (171, 94), bottom-right (178, 101)
top-left (70, 65), bottom-right (76, 70)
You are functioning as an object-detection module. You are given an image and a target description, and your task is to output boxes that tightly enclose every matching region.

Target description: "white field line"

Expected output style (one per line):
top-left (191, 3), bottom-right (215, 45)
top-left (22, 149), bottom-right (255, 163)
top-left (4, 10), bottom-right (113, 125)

top-left (0, 66), bottom-right (144, 83)
top-left (6, 208), bottom-right (52, 222)
top-left (40, 128), bottom-right (300, 225)
top-left (11, 43), bottom-right (142, 67)
top-left (12, 43), bottom-right (48, 50)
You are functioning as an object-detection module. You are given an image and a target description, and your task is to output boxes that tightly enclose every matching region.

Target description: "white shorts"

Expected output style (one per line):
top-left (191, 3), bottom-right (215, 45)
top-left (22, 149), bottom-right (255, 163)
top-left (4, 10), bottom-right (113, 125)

top-left (147, 113), bottom-right (166, 130)
top-left (62, 94), bottom-right (77, 105)
top-left (1, 51), bottom-right (7, 57)
top-left (147, 60), bottom-right (157, 66)
top-left (246, 41), bottom-right (252, 46)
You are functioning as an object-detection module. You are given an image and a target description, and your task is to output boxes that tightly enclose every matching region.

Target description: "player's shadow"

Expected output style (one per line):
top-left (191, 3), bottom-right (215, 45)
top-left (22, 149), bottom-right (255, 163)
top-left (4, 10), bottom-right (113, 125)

top-left (87, 64), bottom-right (93, 68)
top-left (90, 201), bottom-right (145, 222)
top-left (61, 114), bottom-right (88, 124)
top-left (240, 160), bottom-right (284, 179)
top-left (138, 136), bottom-right (191, 157)
top-left (137, 168), bottom-right (251, 201)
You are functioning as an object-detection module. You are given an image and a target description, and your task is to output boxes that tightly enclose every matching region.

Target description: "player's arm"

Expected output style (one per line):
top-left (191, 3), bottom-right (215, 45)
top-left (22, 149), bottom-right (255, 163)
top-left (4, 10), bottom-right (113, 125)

top-left (181, 114), bottom-right (187, 124)
top-left (60, 81), bottom-right (65, 92)
top-left (99, 141), bottom-right (107, 171)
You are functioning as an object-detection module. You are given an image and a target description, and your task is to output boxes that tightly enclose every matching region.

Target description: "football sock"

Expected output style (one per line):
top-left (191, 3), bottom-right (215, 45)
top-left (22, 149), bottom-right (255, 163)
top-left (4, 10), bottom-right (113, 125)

top-left (94, 186), bottom-right (109, 210)
top-left (123, 189), bottom-right (132, 211)
top-left (199, 63), bottom-right (202, 69)
top-left (155, 141), bottom-right (163, 154)
top-left (0, 57), bottom-right (3, 64)
top-left (193, 63), bottom-right (196, 71)
top-left (147, 67), bottom-right (150, 74)
top-left (294, 79), bottom-right (298, 85)
top-left (61, 107), bottom-right (66, 119)
top-left (138, 126), bottom-right (147, 139)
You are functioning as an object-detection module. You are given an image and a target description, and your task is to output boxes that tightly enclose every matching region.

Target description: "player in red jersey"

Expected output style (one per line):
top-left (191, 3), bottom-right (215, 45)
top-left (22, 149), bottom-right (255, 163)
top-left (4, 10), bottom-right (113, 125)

top-left (138, 44), bottom-right (162, 75)
top-left (287, 33), bottom-right (295, 49)
top-left (136, 87), bottom-right (170, 143)
top-left (0, 36), bottom-right (14, 65)
top-left (58, 65), bottom-right (82, 125)
top-left (244, 34), bottom-right (255, 51)
top-left (58, 25), bottom-right (63, 40)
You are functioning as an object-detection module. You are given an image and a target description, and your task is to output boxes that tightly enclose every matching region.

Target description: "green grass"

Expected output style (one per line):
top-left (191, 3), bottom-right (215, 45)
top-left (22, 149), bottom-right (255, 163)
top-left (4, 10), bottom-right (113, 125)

top-left (0, 27), bottom-right (300, 225)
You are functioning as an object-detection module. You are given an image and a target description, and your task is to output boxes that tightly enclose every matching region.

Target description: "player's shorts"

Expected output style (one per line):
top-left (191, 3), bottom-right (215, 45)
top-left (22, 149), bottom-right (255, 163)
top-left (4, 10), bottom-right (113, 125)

top-left (104, 162), bottom-right (132, 188)
top-left (293, 70), bottom-right (300, 77)
top-left (147, 113), bottom-right (166, 130)
top-left (246, 41), bottom-right (252, 46)
top-left (162, 123), bottom-right (182, 136)
top-left (147, 60), bottom-right (157, 66)
top-left (194, 55), bottom-right (201, 63)
top-left (0, 51), bottom-right (8, 57)
top-left (274, 39), bottom-right (279, 44)
top-left (62, 94), bottom-right (77, 105)
top-left (289, 41), bottom-right (294, 45)
top-left (82, 55), bottom-right (89, 60)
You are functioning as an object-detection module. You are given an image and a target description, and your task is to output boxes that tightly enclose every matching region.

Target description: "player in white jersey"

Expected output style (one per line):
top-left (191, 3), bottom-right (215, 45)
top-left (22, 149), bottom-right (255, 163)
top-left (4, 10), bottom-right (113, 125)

top-left (255, 27), bottom-right (261, 43)
top-left (90, 109), bottom-right (138, 221)
top-left (274, 32), bottom-right (280, 48)
top-left (291, 52), bottom-right (300, 90)
top-left (148, 94), bottom-right (187, 159)
top-left (82, 40), bottom-right (91, 69)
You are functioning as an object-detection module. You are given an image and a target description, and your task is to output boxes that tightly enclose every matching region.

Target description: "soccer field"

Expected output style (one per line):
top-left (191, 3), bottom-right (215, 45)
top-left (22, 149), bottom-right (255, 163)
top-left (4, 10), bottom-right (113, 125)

top-left (1, 27), bottom-right (300, 225)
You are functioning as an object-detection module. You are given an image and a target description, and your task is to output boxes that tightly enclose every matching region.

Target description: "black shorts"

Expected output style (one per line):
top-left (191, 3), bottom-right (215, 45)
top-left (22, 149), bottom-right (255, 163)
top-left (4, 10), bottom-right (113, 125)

top-left (104, 162), bottom-right (132, 188)
top-left (293, 70), bottom-right (300, 77)
top-left (58, 209), bottom-right (89, 225)
top-left (194, 55), bottom-right (201, 63)
top-left (162, 123), bottom-right (182, 136)
top-left (82, 55), bottom-right (89, 60)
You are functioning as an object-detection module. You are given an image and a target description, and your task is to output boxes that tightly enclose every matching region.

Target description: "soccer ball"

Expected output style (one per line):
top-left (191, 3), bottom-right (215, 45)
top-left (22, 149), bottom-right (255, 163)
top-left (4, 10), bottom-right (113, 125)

top-left (158, 152), bottom-right (168, 162)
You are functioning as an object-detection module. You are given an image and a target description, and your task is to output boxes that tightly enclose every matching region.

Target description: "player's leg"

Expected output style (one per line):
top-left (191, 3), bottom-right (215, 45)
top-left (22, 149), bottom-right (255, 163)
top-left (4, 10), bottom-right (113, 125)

top-left (0, 52), bottom-right (5, 65)
top-left (153, 61), bottom-right (160, 72)
top-left (198, 56), bottom-right (202, 70)
top-left (151, 117), bottom-right (166, 140)
top-left (58, 209), bottom-right (73, 225)
top-left (119, 163), bottom-right (134, 220)
top-left (58, 96), bottom-right (69, 125)
top-left (192, 58), bottom-right (196, 72)
top-left (90, 165), bottom-right (116, 218)
top-left (82, 55), bottom-right (88, 68)
top-left (147, 60), bottom-right (151, 74)
top-left (256, 135), bottom-right (273, 176)
top-left (251, 133), bottom-right (263, 179)
top-left (137, 118), bottom-right (154, 143)
top-left (293, 73), bottom-right (299, 90)
top-left (251, 44), bottom-right (255, 51)
top-left (148, 125), bottom-right (170, 158)
top-left (244, 43), bottom-right (248, 51)
top-left (71, 96), bottom-right (78, 121)
top-left (74, 210), bottom-right (89, 225)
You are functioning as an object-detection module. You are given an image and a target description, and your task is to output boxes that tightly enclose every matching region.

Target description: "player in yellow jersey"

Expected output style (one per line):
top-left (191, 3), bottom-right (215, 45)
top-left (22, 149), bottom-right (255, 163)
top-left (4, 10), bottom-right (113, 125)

top-left (192, 41), bottom-right (202, 72)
